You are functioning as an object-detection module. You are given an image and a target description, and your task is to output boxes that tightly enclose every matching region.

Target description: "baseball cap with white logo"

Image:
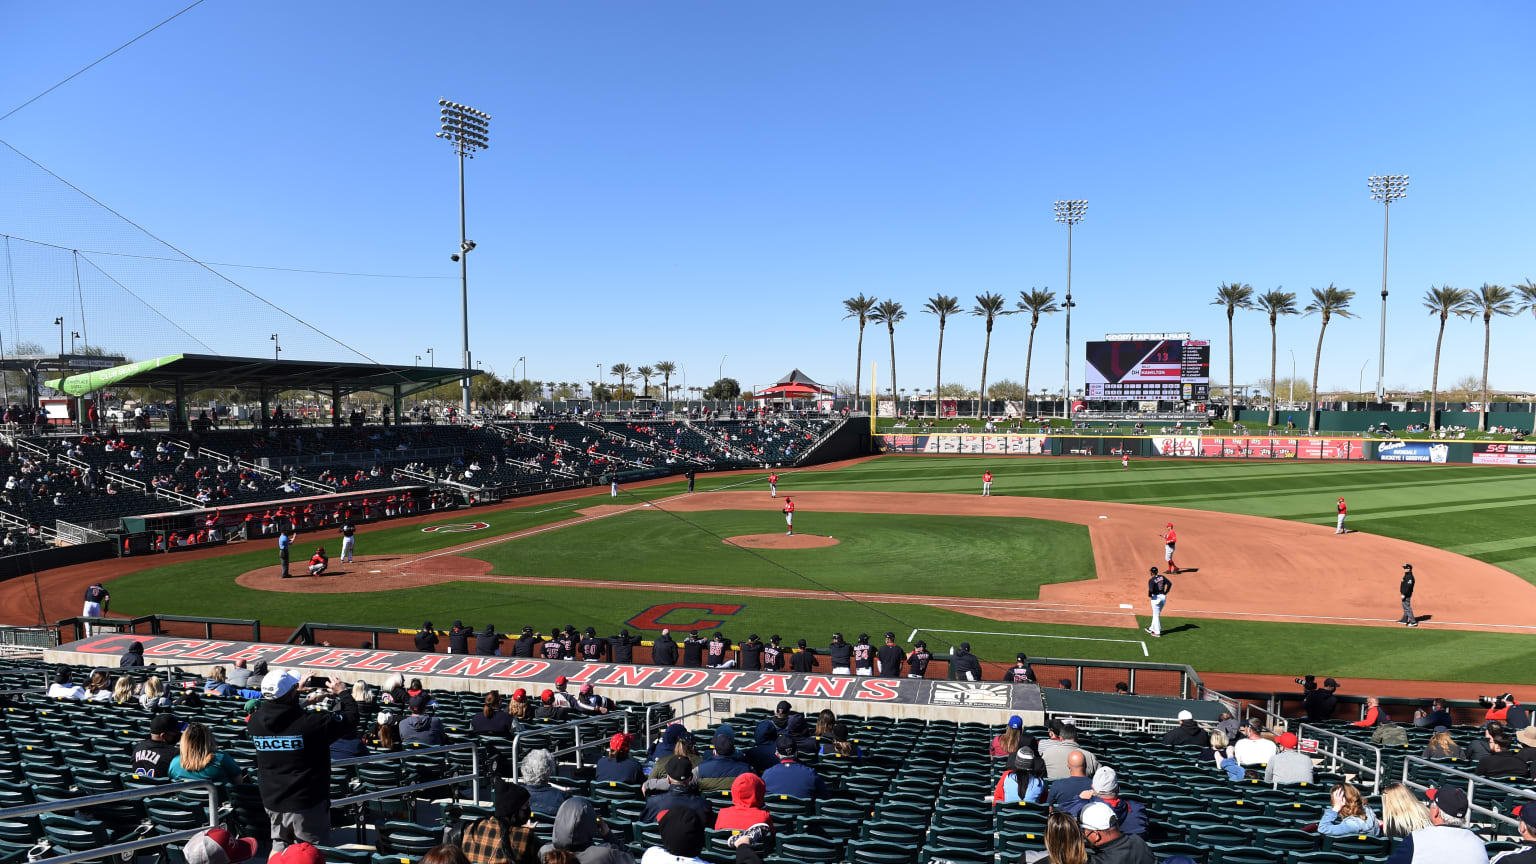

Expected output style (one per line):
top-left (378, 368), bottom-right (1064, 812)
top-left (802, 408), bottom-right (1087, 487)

top-left (261, 668), bottom-right (301, 699)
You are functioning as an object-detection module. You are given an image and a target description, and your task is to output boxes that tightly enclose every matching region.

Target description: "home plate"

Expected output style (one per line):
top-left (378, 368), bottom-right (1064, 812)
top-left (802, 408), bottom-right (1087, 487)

top-left (1119, 603), bottom-right (1134, 609)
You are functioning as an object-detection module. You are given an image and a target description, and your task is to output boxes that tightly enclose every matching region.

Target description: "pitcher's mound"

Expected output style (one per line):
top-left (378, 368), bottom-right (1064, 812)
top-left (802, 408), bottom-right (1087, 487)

top-left (725, 534), bottom-right (840, 549)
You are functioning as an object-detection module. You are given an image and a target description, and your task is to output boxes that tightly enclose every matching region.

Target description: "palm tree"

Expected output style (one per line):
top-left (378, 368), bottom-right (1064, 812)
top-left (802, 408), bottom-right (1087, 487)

top-left (869, 299), bottom-right (906, 412)
top-left (1467, 284), bottom-right (1518, 431)
top-left (586, 380), bottom-right (598, 401)
top-left (1422, 286), bottom-right (1472, 432)
top-left (636, 365), bottom-right (655, 398)
top-left (842, 294), bottom-right (878, 412)
top-left (654, 361), bottom-right (676, 402)
top-left (1302, 285), bottom-right (1356, 433)
top-left (1210, 283), bottom-right (1255, 418)
top-left (971, 293), bottom-right (1015, 418)
top-left (922, 295), bottom-right (961, 417)
top-left (1255, 290), bottom-right (1298, 428)
top-left (609, 363), bottom-right (632, 406)
top-left (1017, 289), bottom-right (1060, 416)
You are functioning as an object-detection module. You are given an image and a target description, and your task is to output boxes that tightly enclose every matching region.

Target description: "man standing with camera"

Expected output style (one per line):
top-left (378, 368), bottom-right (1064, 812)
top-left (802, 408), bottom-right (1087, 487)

top-left (248, 670), bottom-right (358, 851)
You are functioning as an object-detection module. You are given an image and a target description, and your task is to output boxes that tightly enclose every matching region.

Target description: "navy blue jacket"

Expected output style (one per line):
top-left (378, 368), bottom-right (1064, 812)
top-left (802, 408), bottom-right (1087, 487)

top-left (640, 784), bottom-right (714, 826)
top-left (762, 758), bottom-right (829, 800)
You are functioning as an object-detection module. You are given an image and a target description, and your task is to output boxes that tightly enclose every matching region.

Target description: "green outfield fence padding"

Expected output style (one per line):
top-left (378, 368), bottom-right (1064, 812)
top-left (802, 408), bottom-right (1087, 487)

top-left (1237, 409), bottom-right (1535, 433)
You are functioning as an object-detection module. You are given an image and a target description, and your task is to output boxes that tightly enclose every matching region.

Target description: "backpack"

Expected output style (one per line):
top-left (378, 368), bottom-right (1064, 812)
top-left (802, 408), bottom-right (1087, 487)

top-left (1372, 724), bottom-right (1409, 747)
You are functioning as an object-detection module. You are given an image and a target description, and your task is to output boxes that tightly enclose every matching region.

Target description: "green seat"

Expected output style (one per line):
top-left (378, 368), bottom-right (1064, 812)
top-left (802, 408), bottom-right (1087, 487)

top-left (850, 841), bottom-right (917, 864)
top-left (1285, 853), bottom-right (1356, 864)
top-left (774, 834), bottom-right (842, 864)
top-left (1190, 825), bottom-right (1254, 847)
top-left (1254, 828), bottom-right (1317, 854)
top-left (920, 848), bottom-right (990, 864)
top-left (1147, 842), bottom-right (1207, 863)
top-left (1211, 848), bottom-right (1284, 864)
top-left (376, 820), bottom-right (441, 857)
top-left (1321, 834), bottom-right (1389, 856)
top-left (315, 847), bottom-right (373, 864)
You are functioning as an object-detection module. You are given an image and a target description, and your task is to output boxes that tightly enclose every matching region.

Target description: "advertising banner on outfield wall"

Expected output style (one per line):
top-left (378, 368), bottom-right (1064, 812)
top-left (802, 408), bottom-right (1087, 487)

top-left (49, 635), bottom-right (1046, 713)
top-left (1377, 441), bottom-right (1450, 464)
top-left (1150, 437), bottom-right (1366, 460)
top-left (877, 434), bottom-right (1047, 455)
top-left (1472, 443), bottom-right (1536, 465)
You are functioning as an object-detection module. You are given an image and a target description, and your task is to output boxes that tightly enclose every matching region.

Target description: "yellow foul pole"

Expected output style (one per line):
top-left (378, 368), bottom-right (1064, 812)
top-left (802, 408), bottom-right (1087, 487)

top-left (869, 361), bottom-right (877, 441)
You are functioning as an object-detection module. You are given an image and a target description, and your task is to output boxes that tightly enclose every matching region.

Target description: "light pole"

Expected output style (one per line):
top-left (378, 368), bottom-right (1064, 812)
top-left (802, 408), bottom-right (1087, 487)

top-left (70, 331), bottom-right (80, 353)
top-left (517, 356), bottom-right (526, 387)
top-left (1053, 199), bottom-right (1088, 418)
top-left (718, 355), bottom-right (727, 384)
top-left (415, 355), bottom-right (421, 366)
top-left (1358, 359), bottom-right (1369, 403)
top-left (54, 317), bottom-right (64, 355)
top-left (1288, 348), bottom-right (1295, 408)
top-left (1368, 174), bottom-right (1408, 403)
top-left (437, 99), bottom-right (491, 416)
top-left (270, 333), bottom-right (280, 361)
top-left (426, 348), bottom-right (435, 367)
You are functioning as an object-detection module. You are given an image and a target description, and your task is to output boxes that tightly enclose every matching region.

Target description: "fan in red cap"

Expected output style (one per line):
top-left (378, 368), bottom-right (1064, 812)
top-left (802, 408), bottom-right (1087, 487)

top-left (595, 732), bottom-right (646, 784)
top-left (266, 843), bottom-right (324, 864)
top-left (183, 829), bottom-right (258, 864)
top-left (1264, 731), bottom-right (1314, 785)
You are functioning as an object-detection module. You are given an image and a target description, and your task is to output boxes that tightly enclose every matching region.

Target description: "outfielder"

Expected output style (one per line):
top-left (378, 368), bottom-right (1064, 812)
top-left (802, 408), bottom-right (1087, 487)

top-left (1146, 566), bottom-right (1172, 638)
top-left (339, 520), bottom-right (356, 563)
top-left (1335, 497), bottom-right (1347, 534)
top-left (769, 472), bottom-right (779, 498)
top-left (783, 498), bottom-right (795, 536)
top-left (1159, 522), bottom-right (1180, 573)
top-left (1122, 453), bottom-right (1129, 470)
top-left (982, 470), bottom-right (993, 496)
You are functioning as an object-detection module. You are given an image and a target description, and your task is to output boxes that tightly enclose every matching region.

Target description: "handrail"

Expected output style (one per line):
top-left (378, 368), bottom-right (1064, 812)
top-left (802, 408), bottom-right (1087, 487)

top-left (1299, 723), bottom-right (1383, 793)
top-left (54, 612), bottom-right (261, 643)
top-left (1395, 752), bottom-right (1536, 828)
top-left (644, 691), bottom-right (713, 746)
top-left (0, 778), bottom-right (218, 864)
top-left (332, 741), bottom-right (482, 806)
top-left (507, 711), bottom-right (632, 781)
top-left (105, 468), bottom-right (149, 492)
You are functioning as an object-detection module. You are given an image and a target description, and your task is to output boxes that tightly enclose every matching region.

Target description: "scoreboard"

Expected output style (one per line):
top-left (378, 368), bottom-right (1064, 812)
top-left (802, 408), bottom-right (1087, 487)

top-left (1085, 338), bottom-right (1210, 400)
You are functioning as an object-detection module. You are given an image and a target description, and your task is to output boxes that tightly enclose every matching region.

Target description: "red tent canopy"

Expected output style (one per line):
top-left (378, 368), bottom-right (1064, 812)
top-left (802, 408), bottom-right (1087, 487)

top-left (752, 369), bottom-right (834, 399)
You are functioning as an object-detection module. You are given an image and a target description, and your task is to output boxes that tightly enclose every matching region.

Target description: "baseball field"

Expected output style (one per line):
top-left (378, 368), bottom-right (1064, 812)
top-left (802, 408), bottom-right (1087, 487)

top-left (15, 455), bottom-right (1536, 687)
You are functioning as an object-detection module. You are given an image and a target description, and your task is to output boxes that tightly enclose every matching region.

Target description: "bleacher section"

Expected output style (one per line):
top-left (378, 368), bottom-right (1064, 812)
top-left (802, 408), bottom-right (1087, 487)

top-left (4, 655), bottom-right (1533, 864)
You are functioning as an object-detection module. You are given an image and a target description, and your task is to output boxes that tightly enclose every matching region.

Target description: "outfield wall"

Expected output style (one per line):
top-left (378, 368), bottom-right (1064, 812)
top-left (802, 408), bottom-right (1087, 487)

top-left (875, 433), bottom-right (1531, 465)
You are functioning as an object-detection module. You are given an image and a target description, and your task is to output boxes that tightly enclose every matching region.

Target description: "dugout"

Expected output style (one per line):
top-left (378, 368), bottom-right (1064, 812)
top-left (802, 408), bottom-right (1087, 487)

top-left (44, 353), bottom-right (480, 431)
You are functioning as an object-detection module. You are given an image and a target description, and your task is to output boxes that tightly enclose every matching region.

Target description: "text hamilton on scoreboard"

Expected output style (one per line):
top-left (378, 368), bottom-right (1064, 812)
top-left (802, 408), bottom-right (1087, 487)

top-left (1085, 336), bottom-right (1210, 400)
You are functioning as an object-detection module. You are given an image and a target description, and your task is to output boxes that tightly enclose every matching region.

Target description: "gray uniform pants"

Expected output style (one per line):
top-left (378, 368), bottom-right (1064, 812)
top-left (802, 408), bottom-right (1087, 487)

top-left (1401, 597), bottom-right (1415, 623)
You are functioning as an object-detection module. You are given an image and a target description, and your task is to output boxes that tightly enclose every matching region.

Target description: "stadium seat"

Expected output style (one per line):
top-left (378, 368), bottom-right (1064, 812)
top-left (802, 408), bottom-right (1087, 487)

top-left (1321, 834), bottom-right (1390, 856)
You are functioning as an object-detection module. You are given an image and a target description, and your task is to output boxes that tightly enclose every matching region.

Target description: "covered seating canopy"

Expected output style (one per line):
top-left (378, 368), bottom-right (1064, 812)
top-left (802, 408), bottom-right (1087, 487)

top-left (753, 368), bottom-right (835, 400)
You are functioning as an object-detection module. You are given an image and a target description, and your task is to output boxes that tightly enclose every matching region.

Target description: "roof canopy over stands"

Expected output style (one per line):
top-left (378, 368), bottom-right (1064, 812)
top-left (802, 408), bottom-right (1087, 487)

top-left (44, 352), bottom-right (477, 400)
top-left (753, 368), bottom-right (834, 400)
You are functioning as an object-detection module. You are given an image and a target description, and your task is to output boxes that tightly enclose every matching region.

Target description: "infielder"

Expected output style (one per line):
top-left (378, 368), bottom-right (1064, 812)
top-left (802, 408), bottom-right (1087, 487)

top-left (1159, 522), bottom-right (1180, 573)
top-left (1400, 564), bottom-right (1418, 627)
top-left (982, 470), bottom-right (993, 496)
top-left (1335, 497), bottom-right (1347, 534)
top-left (783, 498), bottom-right (795, 536)
top-left (1122, 453), bottom-right (1129, 470)
top-left (1146, 566), bottom-right (1172, 638)
top-left (339, 520), bottom-right (356, 563)
top-left (610, 475), bottom-right (618, 498)
top-left (769, 472), bottom-right (779, 498)
top-left (82, 583), bottom-right (110, 636)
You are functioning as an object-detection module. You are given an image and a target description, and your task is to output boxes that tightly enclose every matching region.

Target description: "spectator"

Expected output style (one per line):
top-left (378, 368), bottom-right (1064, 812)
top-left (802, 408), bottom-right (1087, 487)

top-left (1264, 732), bottom-right (1315, 785)
top-left (1214, 711), bottom-right (1241, 741)
top-left (992, 739), bottom-right (1047, 805)
top-left (248, 669), bottom-right (357, 850)
top-left (1478, 731), bottom-right (1530, 779)
top-left (140, 675), bottom-right (170, 710)
top-left (472, 691), bottom-right (516, 736)
top-left (449, 620), bottom-right (471, 655)
top-left (1303, 678), bottom-right (1341, 722)
top-left (594, 734), bottom-right (646, 785)
top-left (539, 796), bottom-right (632, 864)
top-left (133, 713), bottom-right (183, 777)
top-left (170, 722), bottom-right (245, 786)
top-left (696, 725), bottom-right (753, 793)
top-left (1385, 785), bottom-right (1489, 863)
top-left (820, 722), bottom-right (862, 762)
top-left (714, 772), bottom-right (773, 834)
top-left (1352, 696), bottom-right (1385, 728)
top-left (573, 684), bottom-right (608, 715)
top-left (1200, 730), bottom-right (1233, 766)
top-left (649, 726), bottom-right (703, 785)
top-left (1079, 767), bottom-right (1148, 836)
top-left (1517, 727), bottom-right (1536, 776)
top-left (1379, 781), bottom-right (1432, 840)
top-left (1492, 803), bottom-right (1536, 863)
top-left (227, 659), bottom-right (253, 689)
top-left (83, 670), bottom-right (113, 702)
top-left (121, 641), bottom-right (147, 668)
top-left (182, 828), bottom-right (258, 864)
top-left (1041, 723), bottom-right (1098, 780)
top-left (650, 724), bottom-right (690, 761)
top-left (521, 750), bottom-right (570, 818)
top-left (1025, 811), bottom-right (1088, 864)
top-left (1160, 710), bottom-right (1210, 748)
top-left (745, 720), bottom-right (780, 773)
top-left (949, 642), bottom-right (983, 681)
top-left (372, 712), bottom-right (401, 752)
top-left (111, 675), bottom-right (136, 704)
top-left (460, 779), bottom-right (539, 864)
top-left (782, 713), bottom-right (817, 754)
top-left (1486, 693), bottom-right (1518, 724)
top-left (1424, 728), bottom-right (1469, 761)
top-left (507, 689), bottom-right (533, 722)
top-left (1077, 801), bottom-right (1155, 864)
top-left (641, 807), bottom-right (708, 864)
top-left (400, 692), bottom-right (445, 745)
top-left (477, 624), bottom-right (502, 656)
top-left (762, 737), bottom-right (828, 800)
top-left (651, 630), bottom-right (677, 666)
top-left (1047, 750), bottom-right (1093, 812)
top-left (813, 709), bottom-right (837, 741)
top-left (422, 846), bottom-right (469, 864)
top-left (380, 673), bottom-right (409, 706)
top-left (641, 757), bottom-right (714, 826)
top-left (415, 622), bottom-right (440, 653)
top-left (204, 666), bottom-right (237, 697)
top-left (1233, 723), bottom-right (1278, 767)
top-left (1414, 698), bottom-right (1454, 729)
top-left (1318, 782), bottom-right (1381, 838)
top-left (47, 666), bottom-right (85, 700)
top-left (991, 715), bottom-right (1025, 757)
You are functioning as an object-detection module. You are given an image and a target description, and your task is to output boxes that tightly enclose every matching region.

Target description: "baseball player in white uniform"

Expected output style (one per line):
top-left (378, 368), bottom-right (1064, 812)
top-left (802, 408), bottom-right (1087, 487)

top-left (1335, 497), bottom-right (1347, 534)
top-left (339, 520), bottom-right (356, 563)
top-left (1146, 567), bottom-right (1171, 638)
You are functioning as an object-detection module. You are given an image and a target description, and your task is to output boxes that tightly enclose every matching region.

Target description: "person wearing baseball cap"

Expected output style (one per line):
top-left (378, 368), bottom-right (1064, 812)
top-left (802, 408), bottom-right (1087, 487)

top-left (738, 633), bottom-right (765, 671)
top-left (595, 732), bottom-right (645, 784)
top-left (906, 640), bottom-right (932, 678)
top-left (132, 713), bottom-right (183, 778)
top-left (877, 632), bottom-right (905, 679)
top-left (828, 633), bottom-right (852, 675)
top-left (696, 724), bottom-right (752, 794)
top-left (1003, 652), bottom-right (1036, 684)
top-left (1159, 709), bottom-right (1209, 749)
top-left (949, 642), bottom-right (982, 682)
top-left (640, 750), bottom-right (715, 826)
top-left (248, 668), bottom-right (356, 850)
top-left (790, 639), bottom-right (818, 673)
top-left (400, 692), bottom-right (444, 746)
top-left (182, 828), bottom-right (258, 864)
top-left (1264, 732), bottom-right (1315, 785)
top-left (1078, 800), bottom-right (1153, 861)
top-left (1399, 785), bottom-right (1489, 861)
top-left (1336, 497), bottom-right (1347, 534)
top-left (1400, 564), bottom-right (1419, 627)
top-left (1497, 802), bottom-right (1536, 861)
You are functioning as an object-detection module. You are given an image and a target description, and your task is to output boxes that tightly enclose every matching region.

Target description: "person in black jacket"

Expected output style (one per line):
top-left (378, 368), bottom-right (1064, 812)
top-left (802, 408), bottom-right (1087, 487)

top-left (652, 630), bottom-right (678, 666)
top-left (907, 641), bottom-right (932, 678)
top-left (541, 629), bottom-right (563, 660)
top-left (579, 627), bottom-right (606, 662)
top-left (608, 630), bottom-right (642, 664)
top-left (512, 626), bottom-right (538, 657)
top-left (828, 633), bottom-right (853, 674)
top-left (475, 624), bottom-right (501, 656)
top-left (448, 621), bottom-right (471, 655)
top-left (1304, 678), bottom-right (1341, 722)
top-left (682, 631), bottom-right (705, 668)
top-left (413, 621), bottom-right (439, 653)
top-left (1003, 653), bottom-right (1036, 684)
top-left (763, 635), bottom-right (785, 671)
top-left (877, 633), bottom-right (905, 678)
top-left (1399, 564), bottom-right (1418, 627)
top-left (1159, 710), bottom-right (1211, 747)
top-left (120, 641), bottom-right (147, 668)
top-left (790, 640), bottom-right (818, 673)
top-left (949, 642), bottom-right (982, 681)
top-left (557, 626), bottom-right (578, 660)
top-left (248, 669), bottom-right (357, 850)
top-left (739, 635), bottom-right (764, 671)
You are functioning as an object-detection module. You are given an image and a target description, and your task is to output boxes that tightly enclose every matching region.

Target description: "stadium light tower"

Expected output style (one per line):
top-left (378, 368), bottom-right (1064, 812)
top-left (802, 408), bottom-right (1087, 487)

top-left (1053, 199), bottom-right (1088, 418)
top-left (1367, 174), bottom-right (1408, 403)
top-left (437, 99), bottom-right (491, 416)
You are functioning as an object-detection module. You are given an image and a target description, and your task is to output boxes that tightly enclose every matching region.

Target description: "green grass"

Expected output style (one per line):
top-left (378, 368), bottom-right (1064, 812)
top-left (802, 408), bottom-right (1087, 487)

top-left (460, 509), bottom-right (1094, 600)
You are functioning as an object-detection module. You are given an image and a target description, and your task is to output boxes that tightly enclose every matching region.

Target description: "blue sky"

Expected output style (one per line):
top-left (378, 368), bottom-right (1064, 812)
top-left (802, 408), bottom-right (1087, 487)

top-left (3, 1), bottom-right (1533, 397)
